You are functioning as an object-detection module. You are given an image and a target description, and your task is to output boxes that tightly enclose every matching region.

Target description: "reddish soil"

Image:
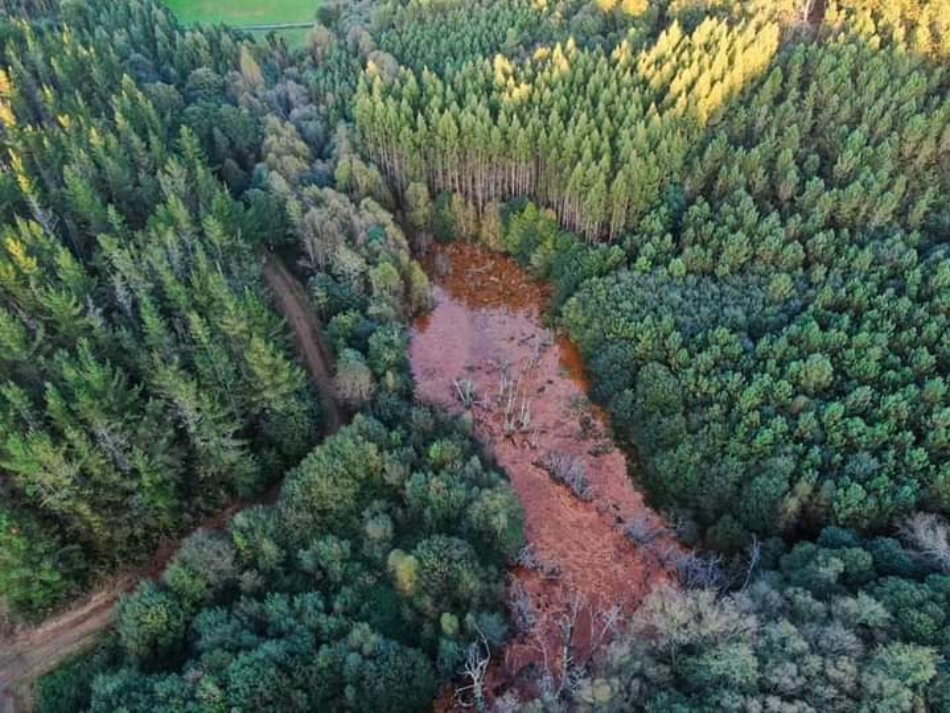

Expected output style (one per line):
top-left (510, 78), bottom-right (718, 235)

top-left (411, 242), bottom-right (676, 706)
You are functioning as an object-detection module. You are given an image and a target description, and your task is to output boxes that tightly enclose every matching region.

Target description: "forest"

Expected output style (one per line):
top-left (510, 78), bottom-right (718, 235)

top-left (2, 0), bottom-right (950, 710)
top-left (354, 0), bottom-right (950, 546)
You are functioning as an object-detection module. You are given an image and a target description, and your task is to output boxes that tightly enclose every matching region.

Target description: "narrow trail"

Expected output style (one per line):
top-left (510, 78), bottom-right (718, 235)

top-left (0, 489), bottom-right (278, 713)
top-left (262, 251), bottom-right (344, 435)
top-left (411, 243), bottom-right (677, 706)
top-left (0, 585), bottom-right (128, 713)
top-left (0, 256), bottom-right (340, 713)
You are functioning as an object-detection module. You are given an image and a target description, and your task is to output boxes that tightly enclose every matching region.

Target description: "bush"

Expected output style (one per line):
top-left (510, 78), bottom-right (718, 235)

top-left (537, 452), bottom-right (592, 501)
top-left (334, 349), bottom-right (377, 407)
top-left (36, 650), bottom-right (100, 713)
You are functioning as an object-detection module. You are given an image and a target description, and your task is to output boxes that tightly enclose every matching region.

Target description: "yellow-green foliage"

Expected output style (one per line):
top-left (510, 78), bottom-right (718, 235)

top-left (356, 15), bottom-right (780, 240)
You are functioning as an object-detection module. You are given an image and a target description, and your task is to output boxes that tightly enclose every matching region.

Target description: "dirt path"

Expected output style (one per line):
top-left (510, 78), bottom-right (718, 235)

top-left (411, 243), bottom-right (677, 706)
top-left (262, 252), bottom-right (343, 435)
top-left (0, 482), bottom-right (282, 713)
top-left (0, 257), bottom-right (340, 712)
top-left (0, 583), bottom-right (130, 713)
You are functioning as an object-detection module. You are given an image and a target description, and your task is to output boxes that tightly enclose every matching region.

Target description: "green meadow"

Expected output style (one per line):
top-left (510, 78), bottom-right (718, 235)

top-left (162, 0), bottom-right (319, 44)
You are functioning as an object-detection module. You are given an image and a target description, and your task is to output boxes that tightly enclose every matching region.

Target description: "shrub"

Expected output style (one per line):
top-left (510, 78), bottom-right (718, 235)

top-left (537, 452), bottom-right (592, 501)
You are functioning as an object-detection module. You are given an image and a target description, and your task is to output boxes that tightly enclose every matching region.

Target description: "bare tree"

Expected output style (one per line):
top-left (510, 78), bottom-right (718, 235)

top-left (674, 551), bottom-right (724, 590)
top-left (540, 592), bottom-right (586, 705)
top-left (632, 584), bottom-right (758, 666)
top-left (740, 537), bottom-right (762, 591)
top-left (900, 512), bottom-right (950, 572)
top-left (509, 580), bottom-right (537, 636)
top-left (515, 544), bottom-right (544, 571)
top-left (799, 0), bottom-right (816, 25)
top-left (492, 358), bottom-right (537, 436)
top-left (454, 628), bottom-right (491, 711)
top-left (527, 592), bottom-right (623, 709)
top-left (587, 600), bottom-right (624, 657)
top-left (491, 691), bottom-right (523, 713)
top-left (454, 378), bottom-right (480, 408)
top-left (623, 513), bottom-right (664, 546)
top-left (649, 539), bottom-right (682, 568)
top-left (514, 544), bottom-right (561, 580)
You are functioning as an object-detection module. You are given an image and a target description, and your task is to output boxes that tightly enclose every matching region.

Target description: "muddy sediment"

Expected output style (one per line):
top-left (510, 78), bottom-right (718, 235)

top-left (411, 242), bottom-right (675, 704)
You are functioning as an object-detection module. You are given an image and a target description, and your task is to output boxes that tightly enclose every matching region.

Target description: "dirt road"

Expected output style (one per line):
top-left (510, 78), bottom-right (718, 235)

top-left (0, 582), bottom-right (130, 713)
top-left (0, 255), bottom-right (341, 712)
top-left (263, 252), bottom-right (343, 434)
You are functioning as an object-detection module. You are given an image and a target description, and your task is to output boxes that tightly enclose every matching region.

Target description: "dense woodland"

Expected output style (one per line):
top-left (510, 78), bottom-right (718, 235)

top-left (0, 2), bottom-right (327, 616)
top-left (587, 520), bottom-right (950, 710)
top-left (356, 0), bottom-right (950, 708)
top-left (356, 0), bottom-right (950, 538)
top-left (37, 409), bottom-right (523, 712)
top-left (350, 0), bottom-right (950, 548)
top-left (4, 0), bottom-right (950, 710)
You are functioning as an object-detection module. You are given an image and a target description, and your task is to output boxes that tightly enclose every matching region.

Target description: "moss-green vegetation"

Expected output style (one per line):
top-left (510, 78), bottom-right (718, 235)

top-left (38, 410), bottom-right (523, 712)
top-left (359, 0), bottom-right (950, 545)
top-left (592, 523), bottom-right (950, 710)
top-left (0, 1), bottom-right (322, 618)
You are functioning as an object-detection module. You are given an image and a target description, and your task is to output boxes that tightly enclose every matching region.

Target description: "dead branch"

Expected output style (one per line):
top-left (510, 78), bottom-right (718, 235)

top-left (509, 580), bottom-right (537, 636)
top-left (454, 627), bottom-right (491, 711)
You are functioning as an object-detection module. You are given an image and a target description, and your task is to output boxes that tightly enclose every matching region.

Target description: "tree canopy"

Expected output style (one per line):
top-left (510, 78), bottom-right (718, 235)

top-left (8, 0), bottom-right (950, 710)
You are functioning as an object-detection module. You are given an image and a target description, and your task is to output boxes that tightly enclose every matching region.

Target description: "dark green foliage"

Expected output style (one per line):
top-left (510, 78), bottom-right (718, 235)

top-left (0, 0), bottom-right (60, 20)
top-left (0, 507), bottom-right (84, 618)
top-left (16, 1), bottom-right (950, 711)
top-left (77, 411), bottom-right (523, 711)
top-left (376, 0), bottom-right (572, 76)
top-left (34, 639), bottom-right (119, 713)
top-left (531, 29), bottom-right (950, 543)
top-left (349, 0), bottom-right (950, 549)
top-left (0, 0), bottom-right (321, 614)
top-left (115, 582), bottom-right (189, 666)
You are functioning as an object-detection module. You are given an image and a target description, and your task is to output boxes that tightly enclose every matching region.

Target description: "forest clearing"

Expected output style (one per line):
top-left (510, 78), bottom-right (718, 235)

top-left (411, 243), bottom-right (678, 706)
top-left (161, 0), bottom-right (319, 44)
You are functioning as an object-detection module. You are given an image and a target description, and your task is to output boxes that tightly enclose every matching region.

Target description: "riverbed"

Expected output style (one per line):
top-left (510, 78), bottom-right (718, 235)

top-left (410, 241), bottom-right (675, 702)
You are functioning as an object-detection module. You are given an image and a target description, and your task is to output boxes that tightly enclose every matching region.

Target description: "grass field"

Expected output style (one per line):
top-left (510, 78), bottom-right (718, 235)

top-left (162, 0), bottom-right (319, 46)
top-left (162, 0), bottom-right (318, 26)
